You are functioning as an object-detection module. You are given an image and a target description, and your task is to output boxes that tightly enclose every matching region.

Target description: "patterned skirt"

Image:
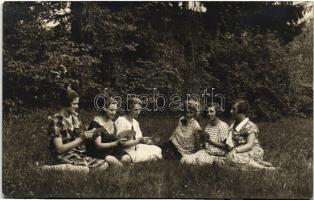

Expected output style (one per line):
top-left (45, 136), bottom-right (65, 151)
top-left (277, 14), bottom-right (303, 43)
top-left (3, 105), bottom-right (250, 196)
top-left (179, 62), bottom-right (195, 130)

top-left (55, 149), bottom-right (108, 169)
top-left (181, 150), bottom-right (226, 165)
top-left (226, 145), bottom-right (264, 165)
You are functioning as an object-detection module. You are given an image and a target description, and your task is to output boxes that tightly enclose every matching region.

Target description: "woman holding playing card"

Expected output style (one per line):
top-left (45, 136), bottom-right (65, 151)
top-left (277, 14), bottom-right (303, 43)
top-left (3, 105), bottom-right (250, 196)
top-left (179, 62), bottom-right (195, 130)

top-left (46, 88), bottom-right (108, 172)
top-left (114, 97), bottom-right (162, 163)
top-left (85, 96), bottom-right (132, 167)
top-left (181, 103), bottom-right (229, 165)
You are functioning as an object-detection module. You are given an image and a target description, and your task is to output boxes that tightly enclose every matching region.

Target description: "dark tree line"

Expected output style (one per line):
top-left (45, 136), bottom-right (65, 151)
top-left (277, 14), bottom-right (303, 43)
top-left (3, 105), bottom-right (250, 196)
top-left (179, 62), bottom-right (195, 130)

top-left (3, 2), bottom-right (312, 120)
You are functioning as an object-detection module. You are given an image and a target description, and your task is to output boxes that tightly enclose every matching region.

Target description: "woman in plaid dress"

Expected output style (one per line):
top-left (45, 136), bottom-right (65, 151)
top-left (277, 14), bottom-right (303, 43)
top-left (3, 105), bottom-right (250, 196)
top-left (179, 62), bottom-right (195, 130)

top-left (162, 100), bottom-right (202, 160)
top-left (47, 89), bottom-right (108, 171)
top-left (181, 103), bottom-right (229, 165)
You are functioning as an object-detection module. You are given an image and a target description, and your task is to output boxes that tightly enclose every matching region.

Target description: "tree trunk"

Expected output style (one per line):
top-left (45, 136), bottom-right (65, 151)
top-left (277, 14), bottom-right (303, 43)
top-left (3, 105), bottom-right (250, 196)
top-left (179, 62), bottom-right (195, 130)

top-left (71, 2), bottom-right (82, 43)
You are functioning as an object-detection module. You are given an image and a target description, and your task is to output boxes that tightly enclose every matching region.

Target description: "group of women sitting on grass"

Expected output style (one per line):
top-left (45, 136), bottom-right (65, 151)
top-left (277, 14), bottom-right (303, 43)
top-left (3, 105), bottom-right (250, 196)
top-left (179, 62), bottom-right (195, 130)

top-left (44, 88), bottom-right (276, 172)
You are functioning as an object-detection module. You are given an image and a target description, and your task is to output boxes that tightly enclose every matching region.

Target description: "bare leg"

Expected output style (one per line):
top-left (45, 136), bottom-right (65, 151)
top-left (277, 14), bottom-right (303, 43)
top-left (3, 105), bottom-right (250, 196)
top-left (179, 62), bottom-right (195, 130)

top-left (257, 160), bottom-right (273, 167)
top-left (121, 155), bottom-right (132, 166)
top-left (247, 160), bottom-right (277, 170)
top-left (39, 164), bottom-right (89, 173)
top-left (105, 155), bottom-right (123, 167)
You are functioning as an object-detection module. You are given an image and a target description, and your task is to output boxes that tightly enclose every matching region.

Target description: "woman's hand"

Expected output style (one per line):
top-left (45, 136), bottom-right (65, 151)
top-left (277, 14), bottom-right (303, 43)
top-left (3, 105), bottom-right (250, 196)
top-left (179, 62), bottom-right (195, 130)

top-left (117, 138), bottom-right (128, 145)
top-left (143, 137), bottom-right (153, 145)
top-left (119, 136), bottom-right (142, 148)
top-left (226, 148), bottom-right (237, 160)
top-left (200, 132), bottom-right (210, 142)
top-left (81, 129), bottom-right (95, 140)
top-left (136, 137), bottom-right (145, 143)
top-left (200, 132), bottom-right (215, 145)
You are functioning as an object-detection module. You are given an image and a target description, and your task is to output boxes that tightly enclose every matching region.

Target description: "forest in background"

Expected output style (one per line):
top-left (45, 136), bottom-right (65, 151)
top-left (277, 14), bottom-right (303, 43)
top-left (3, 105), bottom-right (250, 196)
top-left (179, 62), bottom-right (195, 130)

top-left (3, 2), bottom-right (313, 121)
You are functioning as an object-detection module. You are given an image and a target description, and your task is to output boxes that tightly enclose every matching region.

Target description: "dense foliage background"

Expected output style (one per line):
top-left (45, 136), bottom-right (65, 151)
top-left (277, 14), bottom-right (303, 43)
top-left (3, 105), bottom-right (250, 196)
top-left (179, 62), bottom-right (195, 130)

top-left (3, 2), bottom-right (313, 121)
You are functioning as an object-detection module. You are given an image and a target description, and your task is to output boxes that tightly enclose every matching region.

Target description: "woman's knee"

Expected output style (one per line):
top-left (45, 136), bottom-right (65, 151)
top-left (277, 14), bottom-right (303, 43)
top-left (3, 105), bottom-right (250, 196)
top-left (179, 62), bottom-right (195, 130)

top-left (180, 154), bottom-right (196, 164)
top-left (180, 156), bottom-right (188, 164)
top-left (121, 155), bottom-right (132, 164)
top-left (149, 145), bottom-right (162, 154)
top-left (105, 155), bottom-right (118, 163)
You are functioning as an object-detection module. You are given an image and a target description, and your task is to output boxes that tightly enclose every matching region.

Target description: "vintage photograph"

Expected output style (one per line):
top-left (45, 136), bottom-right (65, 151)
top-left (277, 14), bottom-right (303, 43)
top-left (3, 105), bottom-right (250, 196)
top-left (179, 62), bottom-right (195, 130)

top-left (2, 1), bottom-right (313, 198)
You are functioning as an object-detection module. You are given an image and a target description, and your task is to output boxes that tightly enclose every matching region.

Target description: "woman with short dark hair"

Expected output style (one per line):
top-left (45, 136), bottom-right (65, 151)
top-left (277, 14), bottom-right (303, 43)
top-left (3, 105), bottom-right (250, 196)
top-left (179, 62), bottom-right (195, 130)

top-left (225, 99), bottom-right (276, 170)
top-left (46, 88), bottom-right (108, 172)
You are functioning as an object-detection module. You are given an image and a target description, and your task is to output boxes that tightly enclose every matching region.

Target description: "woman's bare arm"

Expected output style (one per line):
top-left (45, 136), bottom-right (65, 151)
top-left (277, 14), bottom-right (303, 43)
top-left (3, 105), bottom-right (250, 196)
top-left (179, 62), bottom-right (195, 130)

top-left (94, 136), bottom-right (119, 150)
top-left (121, 137), bottom-right (143, 147)
top-left (53, 130), bottom-right (94, 154)
top-left (53, 137), bottom-right (83, 154)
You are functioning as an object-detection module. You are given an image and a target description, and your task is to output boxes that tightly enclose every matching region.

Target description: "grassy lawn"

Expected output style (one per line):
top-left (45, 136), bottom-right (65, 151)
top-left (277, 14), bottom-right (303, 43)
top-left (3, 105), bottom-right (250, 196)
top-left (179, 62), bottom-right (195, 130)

top-left (2, 109), bottom-right (313, 198)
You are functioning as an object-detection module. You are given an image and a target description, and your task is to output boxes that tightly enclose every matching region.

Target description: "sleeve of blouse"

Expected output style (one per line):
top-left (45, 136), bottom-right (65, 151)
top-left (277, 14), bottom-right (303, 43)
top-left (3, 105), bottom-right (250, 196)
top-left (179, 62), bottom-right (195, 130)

top-left (194, 121), bottom-right (202, 132)
top-left (246, 123), bottom-right (259, 136)
top-left (219, 124), bottom-right (229, 142)
top-left (115, 118), bottom-right (125, 135)
top-left (48, 116), bottom-right (62, 139)
top-left (88, 120), bottom-right (102, 130)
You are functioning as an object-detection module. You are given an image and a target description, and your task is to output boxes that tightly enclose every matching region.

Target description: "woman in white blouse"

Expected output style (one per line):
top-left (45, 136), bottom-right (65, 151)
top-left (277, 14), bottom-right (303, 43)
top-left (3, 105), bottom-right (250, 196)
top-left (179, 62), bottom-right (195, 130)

top-left (115, 97), bottom-right (162, 163)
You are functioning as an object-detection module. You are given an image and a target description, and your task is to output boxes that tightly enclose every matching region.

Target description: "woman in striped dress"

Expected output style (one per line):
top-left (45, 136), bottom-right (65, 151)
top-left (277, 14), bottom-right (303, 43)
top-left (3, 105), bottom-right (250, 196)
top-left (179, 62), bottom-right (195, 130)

top-left (181, 103), bottom-right (229, 165)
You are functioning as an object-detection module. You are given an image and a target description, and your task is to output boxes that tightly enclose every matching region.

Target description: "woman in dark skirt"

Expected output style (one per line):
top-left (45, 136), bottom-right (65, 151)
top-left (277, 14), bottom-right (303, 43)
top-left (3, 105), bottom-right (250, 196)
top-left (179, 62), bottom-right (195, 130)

top-left (85, 96), bottom-right (132, 167)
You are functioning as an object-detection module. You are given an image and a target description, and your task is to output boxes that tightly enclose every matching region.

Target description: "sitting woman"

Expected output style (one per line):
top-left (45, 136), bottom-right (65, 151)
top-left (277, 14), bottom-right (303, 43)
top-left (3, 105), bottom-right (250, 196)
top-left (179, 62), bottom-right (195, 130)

top-left (46, 88), bottom-right (108, 172)
top-left (162, 100), bottom-right (202, 160)
top-left (85, 97), bottom-right (131, 167)
top-left (181, 103), bottom-right (229, 165)
top-left (114, 97), bottom-right (162, 163)
top-left (225, 99), bottom-right (276, 170)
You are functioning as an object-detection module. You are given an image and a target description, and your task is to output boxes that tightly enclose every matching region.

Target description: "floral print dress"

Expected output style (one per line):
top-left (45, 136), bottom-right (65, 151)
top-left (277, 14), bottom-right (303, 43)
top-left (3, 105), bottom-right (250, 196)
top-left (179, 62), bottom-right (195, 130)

top-left (226, 118), bottom-right (264, 165)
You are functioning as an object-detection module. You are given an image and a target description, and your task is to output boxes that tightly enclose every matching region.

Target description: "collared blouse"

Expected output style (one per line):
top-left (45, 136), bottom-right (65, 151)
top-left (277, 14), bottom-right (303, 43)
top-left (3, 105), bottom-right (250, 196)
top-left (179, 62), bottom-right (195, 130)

top-left (226, 118), bottom-right (260, 147)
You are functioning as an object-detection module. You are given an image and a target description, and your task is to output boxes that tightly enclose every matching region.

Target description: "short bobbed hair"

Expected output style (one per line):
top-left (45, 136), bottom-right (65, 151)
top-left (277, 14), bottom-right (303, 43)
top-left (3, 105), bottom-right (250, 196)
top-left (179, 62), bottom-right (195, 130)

top-left (60, 88), bottom-right (79, 107)
top-left (182, 99), bottom-right (199, 114)
top-left (202, 102), bottom-right (224, 118)
top-left (103, 96), bottom-right (118, 110)
top-left (125, 97), bottom-right (142, 113)
top-left (232, 99), bottom-right (249, 115)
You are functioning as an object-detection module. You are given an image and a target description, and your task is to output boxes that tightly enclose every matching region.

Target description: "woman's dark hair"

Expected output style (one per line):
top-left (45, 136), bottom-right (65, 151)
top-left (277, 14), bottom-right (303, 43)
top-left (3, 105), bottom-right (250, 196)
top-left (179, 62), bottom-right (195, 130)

top-left (60, 88), bottom-right (79, 107)
top-left (103, 96), bottom-right (118, 110)
top-left (202, 102), bottom-right (224, 118)
top-left (125, 97), bottom-right (142, 113)
top-left (232, 99), bottom-right (249, 115)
